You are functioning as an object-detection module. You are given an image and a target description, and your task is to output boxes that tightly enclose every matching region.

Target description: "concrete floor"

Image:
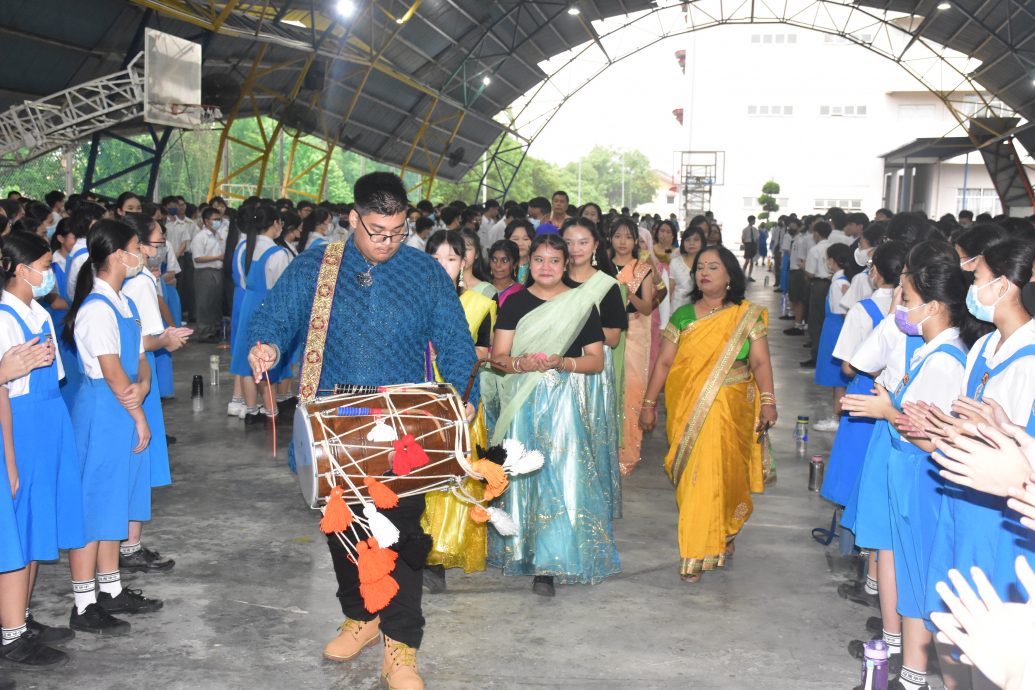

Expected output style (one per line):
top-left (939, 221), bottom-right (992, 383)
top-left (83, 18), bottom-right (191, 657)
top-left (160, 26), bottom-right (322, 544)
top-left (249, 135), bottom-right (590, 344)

top-left (10, 276), bottom-right (897, 690)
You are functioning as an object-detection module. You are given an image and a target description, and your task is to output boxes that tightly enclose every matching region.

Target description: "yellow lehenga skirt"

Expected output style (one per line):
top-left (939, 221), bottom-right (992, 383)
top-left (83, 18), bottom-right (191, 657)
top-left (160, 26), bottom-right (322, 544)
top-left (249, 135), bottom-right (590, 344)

top-left (420, 404), bottom-right (489, 572)
top-left (662, 302), bottom-right (768, 577)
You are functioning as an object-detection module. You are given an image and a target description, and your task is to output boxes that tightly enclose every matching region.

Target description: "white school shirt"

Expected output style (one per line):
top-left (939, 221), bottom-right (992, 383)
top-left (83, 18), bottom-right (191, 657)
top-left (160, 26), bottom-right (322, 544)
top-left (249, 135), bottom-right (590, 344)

top-left (840, 270), bottom-right (874, 312)
top-left (190, 227), bottom-right (225, 270)
top-left (963, 319), bottom-right (1035, 425)
top-left (827, 270), bottom-right (851, 315)
top-left (486, 217), bottom-right (508, 250)
top-left (66, 237), bottom-right (89, 298)
top-left (122, 271), bottom-right (164, 338)
top-left (0, 291), bottom-right (64, 395)
top-left (897, 327), bottom-right (967, 414)
top-left (74, 280), bottom-right (145, 379)
top-left (404, 233), bottom-right (426, 252)
top-left (235, 235), bottom-right (292, 288)
top-left (837, 287), bottom-right (893, 367)
top-left (668, 253), bottom-right (695, 313)
top-left (828, 229), bottom-right (852, 246)
top-left (805, 238), bottom-right (833, 278)
top-left (304, 233), bottom-right (329, 251)
top-left (780, 231), bottom-right (794, 253)
top-left (165, 218), bottom-right (193, 257)
top-left (850, 308), bottom-right (916, 390)
top-left (790, 233), bottom-right (812, 269)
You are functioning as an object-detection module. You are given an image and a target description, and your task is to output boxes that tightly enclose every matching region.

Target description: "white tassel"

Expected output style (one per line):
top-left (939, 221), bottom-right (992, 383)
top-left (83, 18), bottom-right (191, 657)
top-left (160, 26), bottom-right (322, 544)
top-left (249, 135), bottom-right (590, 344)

top-left (505, 448), bottom-right (545, 476)
top-left (501, 438), bottom-right (525, 465)
top-left (487, 507), bottom-right (518, 536)
top-left (362, 504), bottom-right (400, 547)
top-left (366, 419), bottom-right (398, 443)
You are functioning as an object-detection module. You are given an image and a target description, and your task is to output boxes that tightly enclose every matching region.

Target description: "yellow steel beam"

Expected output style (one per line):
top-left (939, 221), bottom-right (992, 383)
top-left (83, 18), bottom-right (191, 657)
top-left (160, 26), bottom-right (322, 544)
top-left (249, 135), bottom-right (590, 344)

top-left (399, 97), bottom-right (439, 176)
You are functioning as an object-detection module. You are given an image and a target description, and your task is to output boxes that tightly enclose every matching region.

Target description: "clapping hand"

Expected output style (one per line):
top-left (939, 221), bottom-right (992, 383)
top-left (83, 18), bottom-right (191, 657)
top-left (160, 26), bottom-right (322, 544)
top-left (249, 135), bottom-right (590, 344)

top-left (930, 559), bottom-right (1035, 690)
top-left (933, 421), bottom-right (1035, 497)
top-left (0, 337), bottom-right (54, 384)
top-left (840, 383), bottom-right (895, 421)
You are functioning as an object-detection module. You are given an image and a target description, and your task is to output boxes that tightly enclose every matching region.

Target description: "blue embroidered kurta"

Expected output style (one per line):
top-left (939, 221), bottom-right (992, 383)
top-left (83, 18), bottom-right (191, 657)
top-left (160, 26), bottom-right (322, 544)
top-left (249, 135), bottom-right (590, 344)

top-left (247, 240), bottom-right (479, 406)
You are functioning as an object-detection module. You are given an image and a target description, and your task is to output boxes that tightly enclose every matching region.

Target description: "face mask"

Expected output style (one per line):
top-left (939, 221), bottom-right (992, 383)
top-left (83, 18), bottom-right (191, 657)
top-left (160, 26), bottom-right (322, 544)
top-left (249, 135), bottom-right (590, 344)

top-left (959, 256), bottom-right (978, 270)
top-left (894, 303), bottom-right (928, 336)
top-left (529, 217), bottom-right (540, 230)
top-left (166, 207), bottom-right (178, 216)
top-left (1022, 282), bottom-right (1035, 317)
top-left (966, 276), bottom-right (1004, 322)
top-left (854, 248), bottom-right (870, 268)
top-left (23, 266), bottom-right (55, 299)
top-left (122, 251), bottom-right (143, 278)
top-left (45, 224), bottom-right (58, 240)
top-left (147, 245), bottom-right (167, 271)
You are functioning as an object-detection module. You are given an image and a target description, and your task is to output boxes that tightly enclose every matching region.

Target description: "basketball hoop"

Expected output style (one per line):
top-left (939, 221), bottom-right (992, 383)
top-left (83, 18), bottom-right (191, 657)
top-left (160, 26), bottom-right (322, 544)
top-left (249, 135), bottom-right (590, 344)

top-left (143, 28), bottom-right (205, 129)
top-left (145, 103), bottom-right (221, 128)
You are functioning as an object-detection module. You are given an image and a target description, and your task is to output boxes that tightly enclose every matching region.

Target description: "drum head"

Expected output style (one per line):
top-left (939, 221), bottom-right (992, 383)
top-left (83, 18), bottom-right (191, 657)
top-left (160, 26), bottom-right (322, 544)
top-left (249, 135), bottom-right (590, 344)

top-left (293, 405), bottom-right (320, 510)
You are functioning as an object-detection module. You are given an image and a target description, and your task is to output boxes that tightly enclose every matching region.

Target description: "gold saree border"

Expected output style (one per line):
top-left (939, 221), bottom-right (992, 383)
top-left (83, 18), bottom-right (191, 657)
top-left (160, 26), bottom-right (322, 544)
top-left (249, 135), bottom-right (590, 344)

top-left (297, 241), bottom-right (345, 403)
top-left (667, 303), bottom-right (764, 487)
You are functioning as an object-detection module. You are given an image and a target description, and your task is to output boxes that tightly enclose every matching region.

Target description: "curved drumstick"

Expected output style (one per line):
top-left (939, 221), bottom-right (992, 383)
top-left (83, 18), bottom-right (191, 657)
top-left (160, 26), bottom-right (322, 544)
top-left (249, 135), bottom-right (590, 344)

top-left (462, 358), bottom-right (494, 405)
top-left (257, 341), bottom-right (276, 458)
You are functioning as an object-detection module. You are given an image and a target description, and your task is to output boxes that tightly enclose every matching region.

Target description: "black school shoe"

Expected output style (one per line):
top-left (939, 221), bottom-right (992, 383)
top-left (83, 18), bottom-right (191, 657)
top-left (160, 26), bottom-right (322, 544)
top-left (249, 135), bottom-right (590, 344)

top-left (97, 589), bottom-right (163, 615)
top-left (848, 639), bottom-right (902, 674)
top-left (854, 679), bottom-right (923, 690)
top-left (244, 412), bottom-right (265, 426)
top-left (838, 580), bottom-right (880, 609)
top-left (120, 546), bottom-right (175, 573)
top-left (69, 604), bottom-right (130, 636)
top-left (25, 615), bottom-right (74, 645)
top-left (0, 630), bottom-right (68, 669)
top-left (532, 575), bottom-right (555, 597)
top-left (865, 616), bottom-right (883, 637)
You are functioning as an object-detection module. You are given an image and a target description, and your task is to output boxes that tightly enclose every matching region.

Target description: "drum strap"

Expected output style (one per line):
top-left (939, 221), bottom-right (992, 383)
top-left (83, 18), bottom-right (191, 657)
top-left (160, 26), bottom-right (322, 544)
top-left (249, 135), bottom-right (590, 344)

top-left (298, 241), bottom-right (346, 403)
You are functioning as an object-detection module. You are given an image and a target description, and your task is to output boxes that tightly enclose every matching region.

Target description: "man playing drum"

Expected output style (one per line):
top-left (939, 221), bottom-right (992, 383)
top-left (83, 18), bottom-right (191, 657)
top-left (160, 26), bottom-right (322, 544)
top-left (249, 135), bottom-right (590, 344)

top-left (248, 172), bottom-right (478, 690)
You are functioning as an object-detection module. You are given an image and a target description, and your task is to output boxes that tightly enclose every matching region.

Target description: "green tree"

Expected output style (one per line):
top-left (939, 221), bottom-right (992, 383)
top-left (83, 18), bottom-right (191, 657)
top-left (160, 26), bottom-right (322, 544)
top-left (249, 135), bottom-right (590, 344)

top-left (757, 179), bottom-right (780, 224)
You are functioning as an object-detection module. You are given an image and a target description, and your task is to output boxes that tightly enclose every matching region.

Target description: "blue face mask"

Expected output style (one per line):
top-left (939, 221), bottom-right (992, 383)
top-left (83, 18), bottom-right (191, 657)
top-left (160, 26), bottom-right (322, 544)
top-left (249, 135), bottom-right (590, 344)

top-left (24, 266), bottom-right (56, 299)
top-left (166, 207), bottom-right (178, 216)
top-left (966, 276), bottom-right (1004, 322)
top-left (529, 217), bottom-right (541, 230)
top-left (45, 224), bottom-right (57, 240)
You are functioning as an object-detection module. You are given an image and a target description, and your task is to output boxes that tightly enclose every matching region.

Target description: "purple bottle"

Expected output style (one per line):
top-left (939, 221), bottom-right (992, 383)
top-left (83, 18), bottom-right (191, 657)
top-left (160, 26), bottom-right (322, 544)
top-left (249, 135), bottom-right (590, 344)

top-left (861, 639), bottom-right (889, 690)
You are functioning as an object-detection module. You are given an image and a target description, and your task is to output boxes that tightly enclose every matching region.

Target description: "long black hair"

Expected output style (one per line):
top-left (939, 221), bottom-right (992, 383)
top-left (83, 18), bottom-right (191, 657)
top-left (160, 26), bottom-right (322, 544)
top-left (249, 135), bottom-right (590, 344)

top-left (1, 232), bottom-right (50, 286)
top-left (954, 222), bottom-right (1007, 263)
top-left (68, 202), bottom-right (105, 240)
top-left (689, 245), bottom-right (746, 305)
top-left (561, 216), bottom-right (617, 277)
top-left (982, 237), bottom-right (1035, 288)
top-left (678, 225), bottom-right (707, 257)
top-left (277, 209), bottom-right (302, 250)
top-left (63, 219), bottom-right (136, 345)
top-left (296, 206), bottom-right (331, 254)
top-left (905, 242), bottom-right (985, 347)
top-left (488, 239), bottom-right (519, 281)
top-left (241, 203), bottom-right (279, 273)
top-left (525, 233), bottom-right (569, 287)
top-left (871, 240), bottom-right (907, 287)
top-left (425, 229), bottom-right (465, 295)
top-left (459, 227), bottom-right (490, 282)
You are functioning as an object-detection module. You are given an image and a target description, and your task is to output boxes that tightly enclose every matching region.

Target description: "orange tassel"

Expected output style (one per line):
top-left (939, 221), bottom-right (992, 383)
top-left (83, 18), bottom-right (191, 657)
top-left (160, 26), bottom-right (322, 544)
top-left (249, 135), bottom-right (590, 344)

top-left (356, 538), bottom-right (397, 583)
top-left (360, 572), bottom-right (400, 613)
top-left (468, 505), bottom-right (490, 523)
top-left (320, 486), bottom-right (353, 534)
top-left (364, 476), bottom-right (399, 509)
top-left (472, 459), bottom-right (509, 498)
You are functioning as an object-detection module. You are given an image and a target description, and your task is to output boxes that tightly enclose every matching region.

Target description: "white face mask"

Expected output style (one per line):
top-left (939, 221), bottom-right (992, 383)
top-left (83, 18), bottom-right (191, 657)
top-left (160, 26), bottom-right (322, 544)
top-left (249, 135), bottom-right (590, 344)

top-left (122, 251), bottom-right (143, 278)
top-left (854, 248), bottom-right (871, 268)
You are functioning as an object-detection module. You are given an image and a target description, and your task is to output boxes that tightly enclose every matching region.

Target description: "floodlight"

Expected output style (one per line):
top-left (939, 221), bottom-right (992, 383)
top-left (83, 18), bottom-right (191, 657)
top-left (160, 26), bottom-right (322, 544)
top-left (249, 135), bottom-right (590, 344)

top-left (936, 2), bottom-right (951, 9)
top-left (568, 6), bottom-right (581, 15)
top-left (482, 76), bottom-right (492, 86)
top-left (335, 0), bottom-right (356, 18)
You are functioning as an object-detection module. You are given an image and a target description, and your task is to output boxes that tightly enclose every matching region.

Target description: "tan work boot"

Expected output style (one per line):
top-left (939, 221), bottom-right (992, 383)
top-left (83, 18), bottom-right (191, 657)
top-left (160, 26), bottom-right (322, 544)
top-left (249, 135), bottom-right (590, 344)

top-left (323, 617), bottom-right (380, 662)
top-left (381, 636), bottom-right (424, 690)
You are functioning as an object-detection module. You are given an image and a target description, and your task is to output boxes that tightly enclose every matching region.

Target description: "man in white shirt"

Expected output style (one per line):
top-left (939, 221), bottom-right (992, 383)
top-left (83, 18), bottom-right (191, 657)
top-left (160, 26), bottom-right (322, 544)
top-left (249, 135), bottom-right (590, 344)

top-left (163, 195), bottom-right (195, 322)
top-left (804, 220), bottom-right (834, 366)
top-left (741, 215), bottom-right (759, 282)
top-left (191, 207), bottom-right (226, 342)
top-left (783, 220), bottom-right (811, 334)
top-left (405, 217), bottom-right (434, 252)
top-left (478, 200), bottom-right (500, 250)
top-left (769, 219), bottom-right (785, 292)
top-left (485, 204), bottom-right (525, 254)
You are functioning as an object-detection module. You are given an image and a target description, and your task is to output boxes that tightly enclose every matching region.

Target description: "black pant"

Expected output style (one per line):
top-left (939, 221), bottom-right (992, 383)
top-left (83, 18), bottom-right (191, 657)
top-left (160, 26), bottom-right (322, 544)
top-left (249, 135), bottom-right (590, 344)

top-left (807, 278), bottom-right (831, 360)
top-left (326, 496), bottom-right (427, 648)
top-left (178, 251), bottom-right (195, 321)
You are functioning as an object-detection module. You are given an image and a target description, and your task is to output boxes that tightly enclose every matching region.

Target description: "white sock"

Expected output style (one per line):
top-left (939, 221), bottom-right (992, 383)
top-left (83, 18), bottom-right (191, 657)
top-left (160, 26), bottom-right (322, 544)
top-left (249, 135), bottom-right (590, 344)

top-left (1, 624), bottom-right (26, 645)
top-left (72, 579), bottom-right (96, 614)
top-left (864, 575), bottom-right (878, 595)
top-left (230, 396), bottom-right (244, 404)
top-left (899, 666), bottom-right (927, 690)
top-left (120, 540), bottom-right (142, 557)
top-left (882, 629), bottom-right (902, 656)
top-left (97, 570), bottom-right (122, 597)
top-left (246, 406), bottom-right (258, 415)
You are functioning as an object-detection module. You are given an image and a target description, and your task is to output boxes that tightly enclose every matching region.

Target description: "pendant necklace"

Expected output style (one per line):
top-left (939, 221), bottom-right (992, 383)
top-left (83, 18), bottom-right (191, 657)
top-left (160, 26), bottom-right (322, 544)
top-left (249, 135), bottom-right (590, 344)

top-left (356, 256), bottom-right (376, 287)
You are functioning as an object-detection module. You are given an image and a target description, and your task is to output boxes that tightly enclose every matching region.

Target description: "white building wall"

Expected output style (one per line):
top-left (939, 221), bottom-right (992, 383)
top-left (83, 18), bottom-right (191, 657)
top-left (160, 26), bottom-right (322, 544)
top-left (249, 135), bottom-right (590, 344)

top-left (673, 25), bottom-right (998, 231)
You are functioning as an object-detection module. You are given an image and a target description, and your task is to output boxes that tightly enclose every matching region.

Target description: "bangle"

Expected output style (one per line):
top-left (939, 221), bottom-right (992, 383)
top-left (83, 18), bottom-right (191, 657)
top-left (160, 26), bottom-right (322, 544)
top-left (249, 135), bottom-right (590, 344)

top-left (513, 358), bottom-right (522, 373)
top-left (566, 357), bottom-right (576, 373)
top-left (642, 398), bottom-right (657, 407)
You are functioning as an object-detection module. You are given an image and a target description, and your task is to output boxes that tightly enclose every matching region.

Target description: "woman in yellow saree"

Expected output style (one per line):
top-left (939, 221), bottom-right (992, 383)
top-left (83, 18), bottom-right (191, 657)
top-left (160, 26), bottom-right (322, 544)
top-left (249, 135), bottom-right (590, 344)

top-left (420, 231), bottom-right (497, 589)
top-left (640, 245), bottom-right (777, 582)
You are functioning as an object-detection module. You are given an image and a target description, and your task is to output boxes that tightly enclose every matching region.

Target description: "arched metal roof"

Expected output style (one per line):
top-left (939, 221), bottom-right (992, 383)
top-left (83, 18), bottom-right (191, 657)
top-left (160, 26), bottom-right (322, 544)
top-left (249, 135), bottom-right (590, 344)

top-left (0, 0), bottom-right (1031, 198)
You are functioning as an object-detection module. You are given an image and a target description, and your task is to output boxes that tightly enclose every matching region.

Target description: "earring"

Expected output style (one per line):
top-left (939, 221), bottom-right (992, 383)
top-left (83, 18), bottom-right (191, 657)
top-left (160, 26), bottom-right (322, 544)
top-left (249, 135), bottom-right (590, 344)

top-left (458, 273), bottom-right (465, 289)
top-left (726, 283), bottom-right (730, 291)
top-left (591, 252), bottom-right (598, 267)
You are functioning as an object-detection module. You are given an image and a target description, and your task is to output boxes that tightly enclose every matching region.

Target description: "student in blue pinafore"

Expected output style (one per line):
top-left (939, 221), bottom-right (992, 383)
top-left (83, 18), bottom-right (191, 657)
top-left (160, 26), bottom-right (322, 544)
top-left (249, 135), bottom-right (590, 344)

top-left (0, 233), bottom-right (82, 668)
top-left (297, 207), bottom-right (333, 254)
top-left (812, 243), bottom-right (854, 431)
top-left (153, 231), bottom-right (183, 400)
top-left (229, 204), bottom-right (292, 425)
top-left (41, 219), bottom-right (81, 412)
top-left (921, 238), bottom-right (1035, 690)
top-left (225, 232), bottom-right (249, 419)
top-left (63, 220), bottom-right (164, 637)
top-left (121, 213), bottom-right (192, 574)
top-left (883, 254), bottom-right (970, 690)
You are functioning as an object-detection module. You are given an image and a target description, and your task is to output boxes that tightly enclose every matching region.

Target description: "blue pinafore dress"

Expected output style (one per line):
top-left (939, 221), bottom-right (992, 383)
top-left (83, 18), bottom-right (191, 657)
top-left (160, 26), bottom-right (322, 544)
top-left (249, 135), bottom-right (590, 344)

top-left (230, 245), bottom-right (290, 381)
top-left (153, 262), bottom-right (180, 399)
top-left (56, 247), bottom-right (88, 411)
top-left (925, 338), bottom-right (1035, 625)
top-left (842, 332), bottom-right (924, 549)
top-left (814, 275), bottom-right (852, 387)
top-left (229, 239), bottom-right (246, 349)
top-left (0, 306), bottom-right (86, 563)
top-left (886, 343), bottom-right (966, 619)
top-left (0, 430), bottom-right (25, 572)
top-left (72, 294), bottom-right (151, 542)
top-left (123, 273), bottom-right (172, 489)
top-left (824, 299), bottom-right (886, 509)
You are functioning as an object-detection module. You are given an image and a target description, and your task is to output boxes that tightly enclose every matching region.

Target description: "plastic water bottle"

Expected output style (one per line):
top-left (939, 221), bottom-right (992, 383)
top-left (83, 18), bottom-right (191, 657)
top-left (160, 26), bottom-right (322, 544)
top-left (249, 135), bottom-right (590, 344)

top-left (191, 375), bottom-right (204, 412)
top-left (861, 639), bottom-right (889, 690)
top-left (780, 292), bottom-right (788, 315)
top-left (794, 415), bottom-right (809, 454)
top-left (209, 355), bottom-right (220, 387)
top-left (763, 275), bottom-right (770, 287)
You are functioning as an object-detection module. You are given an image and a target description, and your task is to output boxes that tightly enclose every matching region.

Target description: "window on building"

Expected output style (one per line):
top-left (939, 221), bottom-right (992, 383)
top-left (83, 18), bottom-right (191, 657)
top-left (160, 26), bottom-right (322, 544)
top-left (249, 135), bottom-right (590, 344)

top-left (819, 105), bottom-right (868, 118)
top-left (956, 188), bottom-right (1003, 217)
top-left (748, 104), bottom-right (793, 117)
top-left (751, 32), bottom-right (797, 44)
top-left (898, 104), bottom-right (936, 120)
top-left (958, 94), bottom-right (1012, 119)
top-left (814, 199), bottom-right (863, 211)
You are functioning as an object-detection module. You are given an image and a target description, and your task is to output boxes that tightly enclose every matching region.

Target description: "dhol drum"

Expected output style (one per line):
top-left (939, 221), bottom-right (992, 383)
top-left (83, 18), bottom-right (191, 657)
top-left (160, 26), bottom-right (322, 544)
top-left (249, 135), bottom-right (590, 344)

top-left (294, 382), bottom-right (476, 509)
